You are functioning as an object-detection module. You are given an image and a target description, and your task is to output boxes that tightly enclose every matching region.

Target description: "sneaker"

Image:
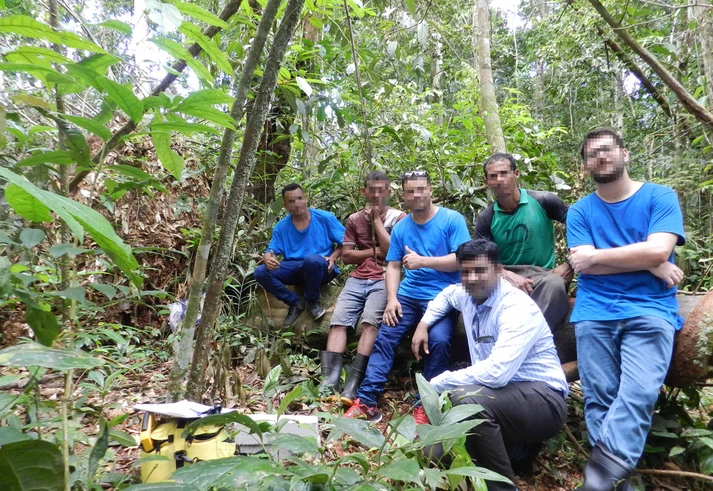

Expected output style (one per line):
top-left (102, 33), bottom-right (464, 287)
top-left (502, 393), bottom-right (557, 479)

top-left (307, 302), bottom-right (326, 320)
top-left (343, 398), bottom-right (382, 422)
top-left (283, 301), bottom-right (304, 327)
top-left (413, 406), bottom-right (430, 425)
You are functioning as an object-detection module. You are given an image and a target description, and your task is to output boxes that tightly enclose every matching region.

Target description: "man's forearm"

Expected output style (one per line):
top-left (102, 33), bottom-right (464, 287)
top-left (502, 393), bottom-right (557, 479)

top-left (329, 246), bottom-right (343, 261)
top-left (373, 219), bottom-right (391, 251)
top-left (419, 253), bottom-right (458, 272)
top-left (581, 262), bottom-right (664, 275)
top-left (588, 239), bottom-right (675, 270)
top-left (385, 263), bottom-right (401, 301)
top-left (342, 248), bottom-right (373, 264)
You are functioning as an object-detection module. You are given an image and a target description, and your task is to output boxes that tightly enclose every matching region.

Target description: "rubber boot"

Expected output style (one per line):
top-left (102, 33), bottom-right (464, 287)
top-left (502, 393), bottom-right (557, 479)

top-left (340, 353), bottom-right (369, 407)
top-left (576, 442), bottom-right (634, 491)
top-left (319, 351), bottom-right (343, 395)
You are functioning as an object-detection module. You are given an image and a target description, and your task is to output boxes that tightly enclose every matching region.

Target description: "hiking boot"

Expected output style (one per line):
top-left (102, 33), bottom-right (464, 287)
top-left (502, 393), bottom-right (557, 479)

top-left (319, 351), bottom-right (343, 394)
top-left (307, 301), bottom-right (326, 320)
top-left (413, 405), bottom-right (430, 425)
top-left (283, 301), bottom-right (304, 327)
top-left (576, 442), bottom-right (634, 491)
top-left (340, 353), bottom-right (369, 407)
top-left (343, 398), bottom-right (382, 422)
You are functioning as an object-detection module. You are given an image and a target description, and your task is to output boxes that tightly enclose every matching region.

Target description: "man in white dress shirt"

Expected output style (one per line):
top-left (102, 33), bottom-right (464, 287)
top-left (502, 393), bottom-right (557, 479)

top-left (411, 239), bottom-right (568, 491)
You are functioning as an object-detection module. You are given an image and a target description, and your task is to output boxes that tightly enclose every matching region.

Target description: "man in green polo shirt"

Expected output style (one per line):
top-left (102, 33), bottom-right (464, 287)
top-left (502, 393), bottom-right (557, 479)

top-left (475, 153), bottom-right (573, 331)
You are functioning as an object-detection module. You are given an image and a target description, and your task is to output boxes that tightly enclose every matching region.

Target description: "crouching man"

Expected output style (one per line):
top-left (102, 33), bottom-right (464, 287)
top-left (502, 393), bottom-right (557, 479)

top-left (412, 239), bottom-right (568, 491)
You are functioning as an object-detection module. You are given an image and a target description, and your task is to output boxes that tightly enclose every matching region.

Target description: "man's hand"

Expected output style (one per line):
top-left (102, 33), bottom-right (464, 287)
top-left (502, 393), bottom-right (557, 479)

top-left (364, 207), bottom-right (382, 224)
top-left (503, 269), bottom-right (535, 294)
top-left (264, 252), bottom-right (280, 271)
top-left (403, 246), bottom-right (425, 270)
top-left (551, 262), bottom-right (574, 284)
top-left (382, 299), bottom-right (403, 326)
top-left (324, 256), bottom-right (336, 273)
top-left (411, 323), bottom-right (430, 361)
top-left (649, 262), bottom-right (684, 288)
top-left (568, 246), bottom-right (599, 273)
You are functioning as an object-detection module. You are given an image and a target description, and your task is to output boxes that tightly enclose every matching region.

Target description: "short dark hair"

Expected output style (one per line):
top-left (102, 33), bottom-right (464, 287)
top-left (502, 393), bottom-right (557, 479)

top-left (455, 239), bottom-right (500, 264)
top-left (281, 183), bottom-right (303, 198)
top-left (364, 170), bottom-right (390, 187)
top-left (483, 153), bottom-right (517, 175)
top-left (401, 170), bottom-right (431, 186)
top-left (580, 127), bottom-right (625, 159)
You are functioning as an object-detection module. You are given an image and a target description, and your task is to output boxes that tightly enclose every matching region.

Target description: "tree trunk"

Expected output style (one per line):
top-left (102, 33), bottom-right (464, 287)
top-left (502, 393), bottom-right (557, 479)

top-left (166, 0), bottom-right (282, 401)
top-left (613, 69), bottom-right (625, 136)
top-left (473, 0), bottom-right (506, 153)
top-left (249, 103), bottom-right (293, 206)
top-left (531, 0), bottom-right (547, 118)
top-left (185, 0), bottom-right (306, 401)
top-left (588, 0), bottom-right (713, 131)
top-left (694, 4), bottom-right (713, 109)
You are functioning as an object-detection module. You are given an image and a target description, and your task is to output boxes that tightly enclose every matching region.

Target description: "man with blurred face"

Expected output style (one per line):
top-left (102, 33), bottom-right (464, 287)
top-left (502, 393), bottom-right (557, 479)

top-left (344, 170), bottom-right (471, 422)
top-left (412, 239), bottom-right (568, 491)
top-left (254, 183), bottom-right (345, 327)
top-left (320, 171), bottom-right (406, 405)
top-left (568, 128), bottom-right (685, 491)
top-left (475, 153), bottom-right (572, 332)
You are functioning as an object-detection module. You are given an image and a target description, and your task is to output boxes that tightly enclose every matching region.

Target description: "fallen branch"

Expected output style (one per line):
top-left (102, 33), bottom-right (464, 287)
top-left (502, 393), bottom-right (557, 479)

top-left (636, 469), bottom-right (713, 483)
top-left (563, 424), bottom-right (589, 458)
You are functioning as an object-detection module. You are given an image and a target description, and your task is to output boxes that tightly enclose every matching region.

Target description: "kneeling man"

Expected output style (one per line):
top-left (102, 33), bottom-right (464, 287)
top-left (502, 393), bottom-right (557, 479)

top-left (412, 239), bottom-right (568, 491)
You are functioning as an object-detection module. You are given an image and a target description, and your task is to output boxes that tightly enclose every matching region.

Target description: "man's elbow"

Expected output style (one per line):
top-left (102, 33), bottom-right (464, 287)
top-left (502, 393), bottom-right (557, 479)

top-left (341, 252), bottom-right (357, 264)
top-left (649, 245), bottom-right (674, 265)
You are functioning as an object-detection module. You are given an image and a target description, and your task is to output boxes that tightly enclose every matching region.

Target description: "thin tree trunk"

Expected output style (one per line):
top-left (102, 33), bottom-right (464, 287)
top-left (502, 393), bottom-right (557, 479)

top-left (531, 0), bottom-right (547, 118)
top-left (588, 0), bottom-right (713, 131)
top-left (185, 0), bottom-right (306, 401)
top-left (694, 3), bottom-right (713, 109)
top-left (613, 69), bottom-right (625, 136)
top-left (167, 0), bottom-right (282, 401)
top-left (474, 0), bottom-right (506, 153)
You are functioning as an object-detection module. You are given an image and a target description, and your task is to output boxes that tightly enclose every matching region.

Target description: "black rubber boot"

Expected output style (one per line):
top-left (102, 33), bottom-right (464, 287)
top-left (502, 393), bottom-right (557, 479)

top-left (319, 351), bottom-right (343, 395)
top-left (340, 353), bottom-right (369, 407)
top-left (576, 443), bottom-right (634, 491)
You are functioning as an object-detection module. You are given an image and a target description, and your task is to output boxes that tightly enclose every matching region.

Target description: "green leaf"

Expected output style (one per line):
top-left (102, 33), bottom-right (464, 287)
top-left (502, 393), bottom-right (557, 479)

top-left (5, 184), bottom-right (53, 222)
top-left (10, 95), bottom-right (51, 110)
top-left (333, 417), bottom-right (386, 449)
top-left (109, 429), bottom-right (137, 447)
top-left (416, 372), bottom-right (444, 425)
top-left (0, 341), bottom-right (104, 370)
top-left (19, 228), bottom-right (45, 248)
top-left (76, 54), bottom-right (121, 75)
top-left (267, 434), bottom-right (318, 454)
top-left (47, 286), bottom-right (86, 302)
top-left (151, 132), bottom-right (183, 179)
top-left (96, 76), bottom-right (143, 124)
top-left (443, 465), bottom-right (513, 484)
top-left (28, 125), bottom-right (57, 135)
top-left (0, 439), bottom-right (64, 491)
top-left (87, 422), bottom-right (109, 483)
top-left (178, 89), bottom-right (234, 106)
top-left (168, 1), bottom-right (228, 28)
top-left (146, 0), bottom-right (183, 33)
top-left (89, 283), bottom-right (117, 300)
top-left (24, 307), bottom-right (60, 346)
top-left (48, 244), bottom-right (89, 258)
top-left (5, 46), bottom-right (71, 65)
top-left (441, 404), bottom-right (485, 426)
top-left (92, 20), bottom-right (132, 34)
top-left (277, 384), bottom-right (303, 417)
top-left (375, 458), bottom-right (420, 483)
top-left (149, 37), bottom-right (214, 83)
top-left (0, 16), bottom-right (106, 53)
top-left (17, 151), bottom-right (74, 167)
top-left (183, 413), bottom-right (265, 440)
top-left (179, 22), bottom-right (232, 74)
top-left (681, 429), bottom-right (713, 438)
top-left (295, 76), bottom-right (313, 97)
top-left (174, 105), bottom-right (235, 129)
top-left (0, 63), bottom-right (74, 85)
top-left (416, 420), bottom-right (483, 447)
top-left (170, 456), bottom-right (287, 488)
top-left (391, 414), bottom-right (416, 442)
top-left (0, 427), bottom-right (32, 445)
top-left (52, 118), bottom-right (91, 167)
top-left (62, 115), bottom-right (111, 141)
top-left (151, 121), bottom-right (219, 136)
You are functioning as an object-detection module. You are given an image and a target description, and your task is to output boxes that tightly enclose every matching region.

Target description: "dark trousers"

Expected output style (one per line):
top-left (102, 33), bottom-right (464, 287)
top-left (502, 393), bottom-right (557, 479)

top-left (253, 254), bottom-right (337, 306)
top-left (450, 381), bottom-right (567, 491)
top-left (504, 265), bottom-right (569, 331)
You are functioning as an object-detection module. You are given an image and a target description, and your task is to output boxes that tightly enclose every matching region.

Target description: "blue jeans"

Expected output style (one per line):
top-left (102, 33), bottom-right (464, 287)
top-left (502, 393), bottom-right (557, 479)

top-left (356, 294), bottom-right (458, 406)
top-left (253, 254), bottom-right (337, 306)
top-left (575, 316), bottom-right (675, 467)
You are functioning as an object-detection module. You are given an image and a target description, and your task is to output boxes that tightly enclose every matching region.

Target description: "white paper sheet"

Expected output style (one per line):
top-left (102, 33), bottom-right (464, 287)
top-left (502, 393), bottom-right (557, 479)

top-left (133, 400), bottom-right (234, 418)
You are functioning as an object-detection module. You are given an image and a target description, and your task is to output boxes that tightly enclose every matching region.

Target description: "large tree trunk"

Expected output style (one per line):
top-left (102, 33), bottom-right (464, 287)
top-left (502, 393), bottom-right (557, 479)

top-left (588, 0), bottom-right (713, 131)
top-left (166, 0), bottom-right (282, 401)
top-left (185, 0), bottom-right (306, 401)
top-left (473, 0), bottom-right (506, 154)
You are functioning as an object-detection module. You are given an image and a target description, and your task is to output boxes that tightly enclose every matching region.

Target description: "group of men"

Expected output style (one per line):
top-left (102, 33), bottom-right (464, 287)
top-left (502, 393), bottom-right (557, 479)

top-left (253, 128), bottom-right (685, 491)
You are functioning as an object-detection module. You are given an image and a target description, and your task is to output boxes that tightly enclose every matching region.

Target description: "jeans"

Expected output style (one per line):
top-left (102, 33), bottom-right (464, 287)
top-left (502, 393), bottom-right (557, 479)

top-left (356, 294), bottom-right (458, 406)
top-left (575, 315), bottom-right (675, 467)
top-left (330, 277), bottom-right (387, 329)
top-left (253, 254), bottom-right (337, 306)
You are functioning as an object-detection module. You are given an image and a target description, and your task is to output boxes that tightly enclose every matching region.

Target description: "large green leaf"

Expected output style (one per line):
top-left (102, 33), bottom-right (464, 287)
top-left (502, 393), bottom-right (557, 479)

top-left (51, 117), bottom-right (91, 167)
top-left (168, 1), bottom-right (228, 28)
top-left (415, 420), bottom-right (483, 447)
top-left (62, 115), bottom-right (111, 141)
top-left (151, 132), bottom-right (183, 179)
top-left (0, 341), bottom-right (104, 370)
top-left (174, 105), bottom-right (235, 129)
top-left (0, 439), bottom-right (64, 491)
top-left (19, 228), bottom-right (45, 248)
top-left (87, 422), bottom-right (109, 484)
top-left (177, 89), bottom-right (234, 107)
top-left (443, 466), bottom-right (513, 484)
top-left (172, 456), bottom-right (287, 488)
top-left (148, 37), bottom-right (214, 83)
top-left (146, 0), bottom-right (183, 34)
top-left (333, 417), bottom-right (386, 449)
top-left (0, 16), bottom-right (106, 53)
top-left (0, 427), bottom-right (32, 445)
top-left (179, 22), bottom-right (232, 74)
top-left (375, 458), bottom-right (420, 483)
top-left (5, 184), bottom-right (53, 222)
top-left (150, 121), bottom-right (219, 136)
top-left (416, 372), bottom-right (444, 425)
top-left (24, 306), bottom-right (60, 346)
top-left (0, 168), bottom-right (142, 286)
top-left (17, 151), bottom-right (74, 167)
top-left (0, 63), bottom-right (74, 85)
top-left (95, 76), bottom-right (143, 124)
top-left (5, 46), bottom-right (70, 65)
top-left (92, 20), bottom-right (132, 35)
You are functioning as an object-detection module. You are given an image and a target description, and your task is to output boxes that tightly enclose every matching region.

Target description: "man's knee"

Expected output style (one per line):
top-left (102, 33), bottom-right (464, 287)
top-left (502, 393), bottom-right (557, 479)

top-left (303, 254), bottom-right (325, 269)
top-left (538, 272), bottom-right (567, 294)
top-left (253, 264), bottom-right (270, 284)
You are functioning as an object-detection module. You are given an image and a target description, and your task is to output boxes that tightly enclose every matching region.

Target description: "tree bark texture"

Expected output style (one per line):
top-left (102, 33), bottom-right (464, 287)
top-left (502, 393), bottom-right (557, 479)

top-left (167, 0), bottom-right (282, 401)
top-left (474, 0), bottom-right (507, 154)
top-left (694, 3), bottom-right (713, 108)
top-left (588, 0), bottom-right (713, 131)
top-left (185, 0), bottom-right (307, 401)
top-left (69, 0), bottom-right (244, 193)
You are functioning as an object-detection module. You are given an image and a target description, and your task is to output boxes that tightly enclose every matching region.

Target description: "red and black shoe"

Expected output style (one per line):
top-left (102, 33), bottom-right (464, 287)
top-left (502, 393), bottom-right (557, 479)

top-left (343, 398), bottom-right (382, 422)
top-left (413, 405), bottom-right (430, 425)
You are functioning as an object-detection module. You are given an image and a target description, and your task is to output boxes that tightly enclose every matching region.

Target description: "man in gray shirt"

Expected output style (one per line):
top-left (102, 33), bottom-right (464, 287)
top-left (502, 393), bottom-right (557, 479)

top-left (412, 239), bottom-right (568, 491)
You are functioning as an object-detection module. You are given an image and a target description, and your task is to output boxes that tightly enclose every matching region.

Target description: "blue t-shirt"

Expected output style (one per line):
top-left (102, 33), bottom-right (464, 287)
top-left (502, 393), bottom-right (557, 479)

top-left (567, 183), bottom-right (686, 329)
top-left (266, 208), bottom-right (345, 265)
top-left (386, 207), bottom-right (471, 300)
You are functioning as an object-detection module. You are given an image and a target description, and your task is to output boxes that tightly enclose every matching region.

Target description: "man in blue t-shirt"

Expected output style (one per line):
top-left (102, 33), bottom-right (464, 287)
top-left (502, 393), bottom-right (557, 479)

top-left (344, 170), bottom-right (471, 422)
top-left (567, 128), bottom-right (685, 491)
top-left (254, 183), bottom-right (345, 327)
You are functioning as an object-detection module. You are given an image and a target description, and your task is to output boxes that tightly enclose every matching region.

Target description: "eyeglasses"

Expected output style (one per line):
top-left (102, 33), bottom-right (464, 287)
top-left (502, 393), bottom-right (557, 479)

top-left (402, 170), bottom-right (429, 179)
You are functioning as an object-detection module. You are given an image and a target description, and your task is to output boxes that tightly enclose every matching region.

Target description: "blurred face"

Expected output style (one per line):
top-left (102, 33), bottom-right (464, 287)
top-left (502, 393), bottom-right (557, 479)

top-left (460, 255), bottom-right (501, 302)
top-left (362, 179), bottom-right (390, 208)
top-left (284, 188), bottom-right (308, 216)
top-left (402, 177), bottom-right (432, 212)
top-left (484, 160), bottom-right (519, 199)
top-left (582, 135), bottom-right (628, 184)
